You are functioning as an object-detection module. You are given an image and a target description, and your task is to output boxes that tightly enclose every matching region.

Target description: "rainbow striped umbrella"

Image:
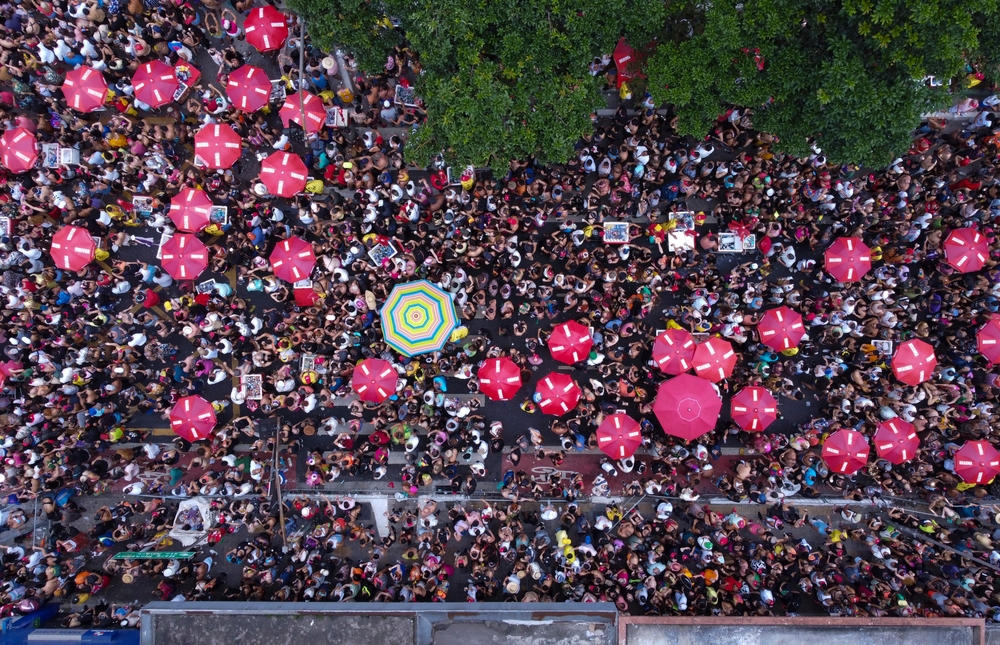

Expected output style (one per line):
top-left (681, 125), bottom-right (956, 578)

top-left (380, 280), bottom-right (458, 356)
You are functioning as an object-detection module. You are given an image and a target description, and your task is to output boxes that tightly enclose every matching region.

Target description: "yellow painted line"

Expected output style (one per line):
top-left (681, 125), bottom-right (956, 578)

top-left (96, 260), bottom-right (115, 276)
top-left (151, 427), bottom-right (175, 437)
top-left (149, 305), bottom-right (171, 321)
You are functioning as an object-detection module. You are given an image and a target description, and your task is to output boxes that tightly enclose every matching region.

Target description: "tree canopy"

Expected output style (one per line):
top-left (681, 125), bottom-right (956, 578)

top-left (645, 0), bottom-right (1000, 168)
top-left (290, 0), bottom-right (666, 172)
top-left (291, 0), bottom-right (1000, 171)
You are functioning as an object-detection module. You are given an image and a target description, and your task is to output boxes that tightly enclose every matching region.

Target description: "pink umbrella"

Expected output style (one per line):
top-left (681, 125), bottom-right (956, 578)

top-left (892, 339), bottom-right (937, 386)
top-left (477, 357), bottom-right (522, 401)
top-left (757, 306), bottom-right (805, 351)
top-left (977, 315), bottom-right (1000, 364)
top-left (280, 91), bottom-right (327, 134)
top-left (259, 151), bottom-right (308, 197)
top-left (244, 6), bottom-right (289, 52)
top-left (824, 237), bottom-right (872, 282)
top-left (692, 337), bottom-right (737, 382)
top-left (226, 65), bottom-right (272, 112)
top-left (730, 386), bottom-right (778, 432)
top-left (168, 188), bottom-right (213, 232)
top-left (652, 328), bottom-right (696, 375)
top-left (0, 360), bottom-right (21, 390)
top-left (613, 38), bottom-right (638, 88)
top-left (547, 321), bottom-right (593, 365)
top-left (652, 373), bottom-right (722, 441)
top-left (132, 61), bottom-right (179, 109)
top-left (169, 395), bottom-right (217, 442)
top-left (535, 372), bottom-right (581, 416)
top-left (351, 358), bottom-right (398, 403)
top-left (194, 123), bottom-right (242, 169)
top-left (0, 127), bottom-right (38, 173)
top-left (821, 429), bottom-right (869, 475)
top-left (160, 234), bottom-right (209, 281)
top-left (62, 66), bottom-right (108, 113)
top-left (873, 418), bottom-right (919, 465)
top-left (596, 413), bottom-right (642, 459)
top-left (269, 236), bottom-right (316, 282)
top-left (943, 228), bottom-right (990, 273)
top-left (954, 440), bottom-right (1000, 485)
top-left (49, 226), bottom-right (95, 271)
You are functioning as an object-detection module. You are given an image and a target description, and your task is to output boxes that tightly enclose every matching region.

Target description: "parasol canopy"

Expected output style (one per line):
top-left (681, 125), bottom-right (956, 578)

top-left (168, 188), bottom-right (213, 232)
top-left (652, 328), bottom-right (696, 375)
top-left (259, 151), bottom-right (308, 197)
top-left (596, 413), bottom-right (642, 459)
top-left (977, 315), bottom-right (1000, 364)
top-left (62, 66), bottom-right (108, 113)
top-left (757, 306), bottom-right (805, 351)
top-left (954, 440), bottom-right (1000, 485)
top-left (0, 127), bottom-right (37, 173)
top-left (194, 123), bottom-right (242, 169)
top-left (380, 280), bottom-right (458, 356)
top-left (943, 228), bottom-right (989, 273)
top-left (730, 386), bottom-right (778, 432)
top-left (0, 360), bottom-right (21, 390)
top-left (873, 418), bottom-right (919, 465)
top-left (132, 61), bottom-right (179, 109)
top-left (226, 65), bottom-right (272, 112)
top-left (351, 358), bottom-right (398, 403)
top-left (652, 373), bottom-right (722, 441)
top-left (160, 234), bottom-right (208, 281)
top-left (534, 372), bottom-right (581, 416)
top-left (692, 337), bottom-right (737, 382)
top-left (269, 236), bottom-right (316, 282)
top-left (49, 225), bottom-right (95, 271)
top-left (824, 237), bottom-right (871, 282)
top-left (547, 321), bottom-right (593, 365)
top-left (280, 91), bottom-right (327, 134)
top-left (169, 395), bottom-right (217, 442)
top-left (613, 38), bottom-right (638, 88)
top-left (821, 429), bottom-right (869, 475)
top-left (244, 6), bottom-right (289, 52)
top-left (294, 284), bottom-right (320, 307)
top-left (892, 338), bottom-right (937, 386)
top-left (477, 357), bottom-right (522, 401)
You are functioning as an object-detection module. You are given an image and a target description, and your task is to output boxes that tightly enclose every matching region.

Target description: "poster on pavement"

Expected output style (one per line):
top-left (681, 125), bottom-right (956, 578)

top-left (209, 205), bottom-right (228, 227)
top-left (602, 222), bottom-right (630, 244)
top-left (367, 242), bottom-right (398, 265)
top-left (242, 374), bottom-right (263, 400)
top-left (718, 233), bottom-right (742, 252)
top-left (133, 196), bottom-right (154, 218)
top-left (325, 107), bottom-right (349, 128)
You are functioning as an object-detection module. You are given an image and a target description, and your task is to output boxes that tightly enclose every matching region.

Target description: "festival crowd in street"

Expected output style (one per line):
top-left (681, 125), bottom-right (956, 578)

top-left (0, 0), bottom-right (997, 624)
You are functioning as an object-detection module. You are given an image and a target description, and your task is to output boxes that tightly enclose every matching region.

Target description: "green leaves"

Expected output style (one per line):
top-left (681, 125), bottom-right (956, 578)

top-left (646, 0), bottom-right (995, 167)
top-left (291, 0), bottom-right (1000, 170)
top-left (290, 0), bottom-right (662, 170)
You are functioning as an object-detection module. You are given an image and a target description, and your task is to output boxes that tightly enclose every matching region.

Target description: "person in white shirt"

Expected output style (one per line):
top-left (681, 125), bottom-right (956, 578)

top-left (53, 39), bottom-right (72, 61)
top-left (37, 41), bottom-right (56, 65)
top-left (80, 39), bottom-right (98, 59)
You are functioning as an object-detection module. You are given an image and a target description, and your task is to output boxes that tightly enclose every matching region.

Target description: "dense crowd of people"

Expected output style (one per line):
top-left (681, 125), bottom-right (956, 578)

top-left (0, 0), bottom-right (997, 623)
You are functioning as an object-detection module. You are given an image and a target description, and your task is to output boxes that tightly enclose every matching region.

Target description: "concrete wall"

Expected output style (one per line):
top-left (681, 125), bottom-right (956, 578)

top-left (152, 612), bottom-right (413, 645)
top-left (141, 602), bottom-right (618, 645)
top-left (141, 603), bottom-right (988, 645)
top-left (621, 617), bottom-right (986, 645)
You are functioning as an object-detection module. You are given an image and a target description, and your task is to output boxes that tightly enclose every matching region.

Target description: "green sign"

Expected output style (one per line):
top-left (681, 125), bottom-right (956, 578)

top-left (112, 551), bottom-right (196, 560)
